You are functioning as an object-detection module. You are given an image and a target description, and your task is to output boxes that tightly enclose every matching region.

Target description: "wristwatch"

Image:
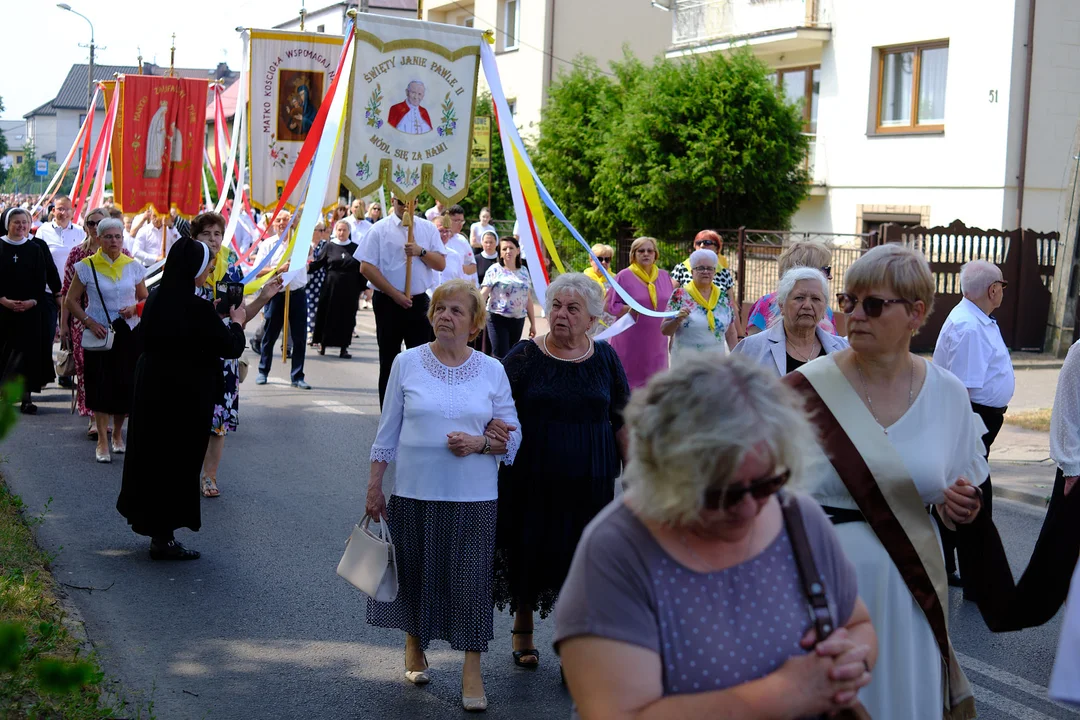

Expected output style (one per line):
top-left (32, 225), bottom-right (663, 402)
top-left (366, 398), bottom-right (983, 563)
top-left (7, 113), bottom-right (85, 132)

top-left (481, 436), bottom-right (491, 454)
top-left (420, 248), bottom-right (428, 258)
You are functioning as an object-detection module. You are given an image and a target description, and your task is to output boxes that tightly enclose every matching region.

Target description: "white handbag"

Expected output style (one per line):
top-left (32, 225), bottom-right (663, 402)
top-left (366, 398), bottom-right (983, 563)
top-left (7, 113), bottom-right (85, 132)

top-left (336, 514), bottom-right (398, 602)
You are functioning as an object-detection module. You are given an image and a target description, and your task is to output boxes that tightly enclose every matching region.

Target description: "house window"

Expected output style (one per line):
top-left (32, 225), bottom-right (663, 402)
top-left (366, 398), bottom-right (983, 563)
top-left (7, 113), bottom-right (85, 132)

top-left (876, 42), bottom-right (948, 133)
top-left (79, 113), bottom-right (87, 126)
top-left (507, 98), bottom-right (517, 116)
top-left (770, 65), bottom-right (820, 133)
top-left (463, 16), bottom-right (475, 27)
top-left (15, 156), bottom-right (22, 165)
top-left (502, 0), bottom-right (520, 51)
top-left (317, 24), bottom-right (325, 32)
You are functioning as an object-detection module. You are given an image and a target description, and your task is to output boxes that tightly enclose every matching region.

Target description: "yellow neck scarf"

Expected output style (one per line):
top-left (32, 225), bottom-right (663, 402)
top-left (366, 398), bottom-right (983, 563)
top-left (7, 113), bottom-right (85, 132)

top-left (85, 248), bottom-right (134, 284)
top-left (584, 266), bottom-right (607, 288)
top-left (685, 281), bottom-right (720, 331)
top-left (629, 262), bottom-right (659, 309)
top-left (207, 242), bottom-right (232, 294)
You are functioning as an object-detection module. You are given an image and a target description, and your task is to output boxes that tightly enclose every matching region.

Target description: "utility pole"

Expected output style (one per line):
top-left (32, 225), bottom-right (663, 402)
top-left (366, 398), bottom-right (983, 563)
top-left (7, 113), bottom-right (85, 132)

top-left (56, 4), bottom-right (96, 110)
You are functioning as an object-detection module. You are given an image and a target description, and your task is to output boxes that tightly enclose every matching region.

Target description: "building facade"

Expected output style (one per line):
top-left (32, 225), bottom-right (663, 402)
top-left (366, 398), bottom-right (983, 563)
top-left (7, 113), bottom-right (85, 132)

top-left (274, 0), bottom-right (420, 34)
top-left (1, 121), bottom-right (26, 171)
top-left (666, 0), bottom-right (1080, 350)
top-left (424, 0), bottom-right (672, 134)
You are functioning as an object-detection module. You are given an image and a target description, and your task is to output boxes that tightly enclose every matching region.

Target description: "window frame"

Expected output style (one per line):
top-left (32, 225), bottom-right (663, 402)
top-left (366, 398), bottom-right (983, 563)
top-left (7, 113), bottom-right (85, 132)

top-left (874, 40), bottom-right (949, 135)
top-left (771, 64), bottom-right (820, 132)
top-left (503, 0), bottom-right (520, 51)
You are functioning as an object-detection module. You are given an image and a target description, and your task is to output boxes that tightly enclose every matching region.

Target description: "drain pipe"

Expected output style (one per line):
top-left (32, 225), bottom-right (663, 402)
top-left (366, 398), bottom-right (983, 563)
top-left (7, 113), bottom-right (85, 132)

top-left (1015, 0), bottom-right (1036, 230)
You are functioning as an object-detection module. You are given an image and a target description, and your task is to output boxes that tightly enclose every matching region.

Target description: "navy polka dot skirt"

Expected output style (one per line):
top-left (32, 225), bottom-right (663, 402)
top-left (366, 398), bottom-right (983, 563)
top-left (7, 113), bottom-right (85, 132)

top-left (366, 495), bottom-right (497, 652)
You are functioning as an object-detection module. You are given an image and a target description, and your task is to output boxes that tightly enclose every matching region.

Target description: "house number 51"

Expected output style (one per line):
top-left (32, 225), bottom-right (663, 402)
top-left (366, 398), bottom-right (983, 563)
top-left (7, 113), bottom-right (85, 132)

top-left (989, 89), bottom-right (999, 103)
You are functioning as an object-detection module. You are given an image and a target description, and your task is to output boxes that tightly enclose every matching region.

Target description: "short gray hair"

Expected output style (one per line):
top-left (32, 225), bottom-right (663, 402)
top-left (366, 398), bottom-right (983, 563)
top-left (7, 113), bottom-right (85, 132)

top-left (622, 353), bottom-right (819, 527)
top-left (688, 248), bottom-right (718, 268)
top-left (960, 260), bottom-right (1002, 298)
top-left (544, 272), bottom-right (605, 319)
top-left (97, 218), bottom-right (124, 236)
top-left (776, 266), bottom-right (829, 306)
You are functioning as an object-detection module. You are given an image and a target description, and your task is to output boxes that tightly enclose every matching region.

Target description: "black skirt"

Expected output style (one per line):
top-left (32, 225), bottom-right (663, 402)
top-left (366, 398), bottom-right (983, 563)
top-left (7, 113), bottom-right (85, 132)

top-left (83, 323), bottom-right (142, 415)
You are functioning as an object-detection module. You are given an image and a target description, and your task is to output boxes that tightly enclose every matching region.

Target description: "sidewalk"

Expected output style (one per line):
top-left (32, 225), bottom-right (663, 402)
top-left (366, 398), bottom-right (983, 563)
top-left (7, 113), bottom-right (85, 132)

top-left (991, 424), bottom-right (1056, 508)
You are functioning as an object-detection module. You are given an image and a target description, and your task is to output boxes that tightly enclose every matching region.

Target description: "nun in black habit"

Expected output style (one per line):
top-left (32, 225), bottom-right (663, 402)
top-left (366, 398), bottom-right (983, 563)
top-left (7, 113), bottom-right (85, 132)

top-left (117, 237), bottom-right (249, 560)
top-left (311, 219), bottom-right (363, 358)
top-left (0, 208), bottom-right (52, 413)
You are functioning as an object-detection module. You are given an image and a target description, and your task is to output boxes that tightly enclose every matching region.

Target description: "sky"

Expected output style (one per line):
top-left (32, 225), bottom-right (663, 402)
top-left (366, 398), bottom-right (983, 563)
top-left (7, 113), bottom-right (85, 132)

top-left (1, 0), bottom-right (318, 119)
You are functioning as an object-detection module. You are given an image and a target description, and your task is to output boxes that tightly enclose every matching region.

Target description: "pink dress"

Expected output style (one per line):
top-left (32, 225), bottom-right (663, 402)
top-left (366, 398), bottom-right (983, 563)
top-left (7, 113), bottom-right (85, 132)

top-left (605, 267), bottom-right (673, 389)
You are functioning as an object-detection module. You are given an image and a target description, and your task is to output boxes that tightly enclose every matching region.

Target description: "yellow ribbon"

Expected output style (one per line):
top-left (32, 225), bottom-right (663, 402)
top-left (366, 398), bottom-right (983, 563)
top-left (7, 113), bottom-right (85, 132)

top-left (84, 248), bottom-right (134, 284)
top-left (684, 281), bottom-right (720, 331)
top-left (512, 144), bottom-right (566, 274)
top-left (629, 262), bottom-right (659, 309)
top-left (584, 266), bottom-right (607, 288)
top-left (206, 241), bottom-right (233, 295)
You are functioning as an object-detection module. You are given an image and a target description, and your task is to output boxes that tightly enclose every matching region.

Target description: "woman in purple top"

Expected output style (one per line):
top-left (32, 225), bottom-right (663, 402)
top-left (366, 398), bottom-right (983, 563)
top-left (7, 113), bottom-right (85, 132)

top-left (555, 354), bottom-right (876, 719)
top-left (604, 237), bottom-right (673, 389)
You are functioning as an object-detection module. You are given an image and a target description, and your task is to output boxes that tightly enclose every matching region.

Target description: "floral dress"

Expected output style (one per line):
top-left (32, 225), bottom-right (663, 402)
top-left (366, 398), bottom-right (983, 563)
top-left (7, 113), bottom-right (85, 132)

top-left (61, 244), bottom-right (133, 417)
top-left (306, 239), bottom-right (328, 337)
top-left (667, 285), bottom-right (735, 358)
top-left (197, 264), bottom-right (245, 436)
top-left (482, 264), bottom-right (533, 319)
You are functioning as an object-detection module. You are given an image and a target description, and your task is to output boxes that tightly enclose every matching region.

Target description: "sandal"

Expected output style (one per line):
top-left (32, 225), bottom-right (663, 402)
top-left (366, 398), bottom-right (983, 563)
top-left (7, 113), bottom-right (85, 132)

top-left (87, 421), bottom-right (98, 440)
top-left (511, 629), bottom-right (539, 669)
top-left (404, 651), bottom-right (430, 685)
top-left (201, 474), bottom-right (220, 498)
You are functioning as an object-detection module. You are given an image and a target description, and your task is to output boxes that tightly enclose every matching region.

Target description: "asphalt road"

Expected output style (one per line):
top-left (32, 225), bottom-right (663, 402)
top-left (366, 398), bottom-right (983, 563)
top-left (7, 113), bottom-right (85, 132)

top-left (4, 328), bottom-right (1076, 719)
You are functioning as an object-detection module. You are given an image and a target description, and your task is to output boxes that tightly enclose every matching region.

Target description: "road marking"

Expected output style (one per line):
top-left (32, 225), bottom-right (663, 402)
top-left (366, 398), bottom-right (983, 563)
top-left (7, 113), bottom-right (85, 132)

top-left (959, 652), bottom-right (1080, 715)
top-left (312, 399), bottom-right (364, 415)
top-left (970, 682), bottom-right (1056, 720)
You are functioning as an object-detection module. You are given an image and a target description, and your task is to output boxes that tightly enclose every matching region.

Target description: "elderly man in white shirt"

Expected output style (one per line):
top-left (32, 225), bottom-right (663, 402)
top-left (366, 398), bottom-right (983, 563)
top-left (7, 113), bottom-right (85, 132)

top-left (359, 194), bottom-right (446, 406)
top-left (130, 209), bottom-right (180, 267)
top-left (933, 258), bottom-right (1015, 591)
top-left (252, 210), bottom-right (311, 389)
top-left (345, 198), bottom-right (372, 244)
top-left (36, 195), bottom-right (86, 384)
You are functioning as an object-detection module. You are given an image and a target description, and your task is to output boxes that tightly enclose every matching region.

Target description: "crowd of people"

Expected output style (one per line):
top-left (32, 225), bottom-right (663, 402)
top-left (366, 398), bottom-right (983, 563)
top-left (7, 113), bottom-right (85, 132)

top-left (1, 188), bottom-right (1079, 716)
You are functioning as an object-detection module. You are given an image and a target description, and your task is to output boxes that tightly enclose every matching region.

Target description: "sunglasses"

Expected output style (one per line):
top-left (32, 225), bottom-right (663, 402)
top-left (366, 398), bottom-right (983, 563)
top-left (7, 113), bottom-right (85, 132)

top-left (704, 470), bottom-right (791, 510)
top-left (695, 240), bottom-right (719, 248)
top-left (836, 293), bottom-right (911, 317)
top-left (597, 256), bottom-right (612, 263)
top-left (820, 265), bottom-right (832, 280)
top-left (85, 220), bottom-right (100, 228)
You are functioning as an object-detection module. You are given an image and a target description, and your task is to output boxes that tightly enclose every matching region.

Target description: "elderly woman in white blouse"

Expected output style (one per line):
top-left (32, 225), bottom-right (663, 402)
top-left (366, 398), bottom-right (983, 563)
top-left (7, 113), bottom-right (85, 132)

top-left (732, 266), bottom-right (848, 375)
top-left (365, 278), bottom-right (520, 713)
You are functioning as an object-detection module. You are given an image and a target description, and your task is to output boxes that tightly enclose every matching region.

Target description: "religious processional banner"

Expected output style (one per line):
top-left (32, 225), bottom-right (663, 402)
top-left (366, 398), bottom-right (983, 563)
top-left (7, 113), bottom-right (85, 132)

top-left (344, 15), bottom-right (482, 204)
top-left (109, 76), bottom-right (208, 216)
top-left (249, 29), bottom-right (344, 213)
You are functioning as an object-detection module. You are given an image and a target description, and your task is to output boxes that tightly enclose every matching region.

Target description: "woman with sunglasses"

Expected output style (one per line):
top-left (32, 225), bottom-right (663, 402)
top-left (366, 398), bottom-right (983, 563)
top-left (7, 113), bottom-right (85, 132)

top-left (583, 243), bottom-right (614, 291)
top-left (556, 353), bottom-right (875, 720)
top-left (731, 267), bottom-right (849, 376)
top-left (784, 243), bottom-right (986, 720)
top-left (746, 240), bottom-right (838, 337)
top-left (669, 230), bottom-right (735, 293)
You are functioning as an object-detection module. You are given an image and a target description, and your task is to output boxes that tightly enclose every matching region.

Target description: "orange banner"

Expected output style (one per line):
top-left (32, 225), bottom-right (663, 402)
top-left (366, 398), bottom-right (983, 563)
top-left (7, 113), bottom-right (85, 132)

top-left (112, 75), bottom-right (207, 217)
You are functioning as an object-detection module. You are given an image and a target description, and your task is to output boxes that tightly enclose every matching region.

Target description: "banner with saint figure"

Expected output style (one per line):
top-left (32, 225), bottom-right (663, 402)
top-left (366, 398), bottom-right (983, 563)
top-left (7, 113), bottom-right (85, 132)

top-left (249, 29), bottom-right (344, 212)
top-left (343, 15), bottom-right (482, 204)
top-left (110, 75), bottom-right (207, 216)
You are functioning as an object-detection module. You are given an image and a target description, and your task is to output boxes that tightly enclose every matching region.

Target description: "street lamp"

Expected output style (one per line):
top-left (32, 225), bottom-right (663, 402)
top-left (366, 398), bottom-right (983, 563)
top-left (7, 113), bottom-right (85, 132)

top-left (56, 3), bottom-right (96, 112)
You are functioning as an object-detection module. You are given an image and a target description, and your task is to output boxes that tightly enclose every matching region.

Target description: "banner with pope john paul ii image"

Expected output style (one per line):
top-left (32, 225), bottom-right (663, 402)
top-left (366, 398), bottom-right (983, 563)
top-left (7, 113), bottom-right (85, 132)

top-left (343, 15), bottom-right (483, 205)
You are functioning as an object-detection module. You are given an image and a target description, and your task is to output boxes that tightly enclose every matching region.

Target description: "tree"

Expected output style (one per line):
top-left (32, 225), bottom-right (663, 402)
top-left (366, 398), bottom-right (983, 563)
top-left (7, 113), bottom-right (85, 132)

top-left (459, 92), bottom-right (512, 224)
top-left (0, 96), bottom-right (8, 186)
top-left (594, 50), bottom-right (809, 242)
top-left (534, 52), bottom-right (646, 265)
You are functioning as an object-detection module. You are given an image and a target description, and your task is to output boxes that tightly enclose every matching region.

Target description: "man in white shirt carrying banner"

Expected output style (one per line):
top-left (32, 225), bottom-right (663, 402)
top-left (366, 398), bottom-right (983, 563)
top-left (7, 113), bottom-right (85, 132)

top-left (933, 259), bottom-right (1016, 595)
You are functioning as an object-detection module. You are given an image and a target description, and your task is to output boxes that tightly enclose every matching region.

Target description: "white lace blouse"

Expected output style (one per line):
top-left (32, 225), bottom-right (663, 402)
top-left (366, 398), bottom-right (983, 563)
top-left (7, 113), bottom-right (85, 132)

top-left (370, 344), bottom-right (521, 502)
top-left (1050, 340), bottom-right (1080, 477)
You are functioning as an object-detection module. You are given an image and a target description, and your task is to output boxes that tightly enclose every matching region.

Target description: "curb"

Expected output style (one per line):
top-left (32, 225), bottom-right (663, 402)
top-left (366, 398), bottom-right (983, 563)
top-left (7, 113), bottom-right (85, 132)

top-left (994, 484), bottom-right (1051, 509)
top-left (1013, 362), bottom-right (1063, 371)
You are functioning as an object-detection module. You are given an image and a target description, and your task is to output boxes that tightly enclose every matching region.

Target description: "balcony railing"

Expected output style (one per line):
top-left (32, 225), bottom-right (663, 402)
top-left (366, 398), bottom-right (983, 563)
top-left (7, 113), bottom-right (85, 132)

top-left (672, 0), bottom-right (830, 47)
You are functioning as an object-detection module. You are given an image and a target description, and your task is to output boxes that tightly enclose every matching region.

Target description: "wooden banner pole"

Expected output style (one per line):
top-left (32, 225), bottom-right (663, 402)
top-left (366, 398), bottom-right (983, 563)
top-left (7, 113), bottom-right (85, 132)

top-left (404, 198), bottom-right (416, 297)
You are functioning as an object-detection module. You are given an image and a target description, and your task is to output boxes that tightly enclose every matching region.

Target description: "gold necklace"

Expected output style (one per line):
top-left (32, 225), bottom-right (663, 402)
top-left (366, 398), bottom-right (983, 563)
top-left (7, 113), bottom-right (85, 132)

top-left (855, 356), bottom-right (915, 432)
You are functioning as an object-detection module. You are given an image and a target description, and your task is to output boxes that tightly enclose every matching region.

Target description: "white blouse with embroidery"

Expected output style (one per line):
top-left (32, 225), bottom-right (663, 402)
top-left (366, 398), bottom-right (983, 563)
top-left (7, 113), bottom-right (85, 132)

top-left (369, 344), bottom-right (521, 502)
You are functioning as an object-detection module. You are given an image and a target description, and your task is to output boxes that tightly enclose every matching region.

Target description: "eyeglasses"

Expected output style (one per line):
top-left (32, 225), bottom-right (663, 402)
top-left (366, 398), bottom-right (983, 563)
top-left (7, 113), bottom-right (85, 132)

top-left (992, 280), bottom-right (1009, 291)
top-left (694, 240), bottom-right (719, 249)
top-left (704, 470), bottom-right (791, 510)
top-left (692, 266), bottom-right (716, 273)
top-left (836, 293), bottom-right (911, 317)
top-left (85, 220), bottom-right (99, 228)
top-left (820, 265), bottom-right (832, 280)
top-left (100, 233), bottom-right (123, 240)
top-left (596, 256), bottom-right (612, 264)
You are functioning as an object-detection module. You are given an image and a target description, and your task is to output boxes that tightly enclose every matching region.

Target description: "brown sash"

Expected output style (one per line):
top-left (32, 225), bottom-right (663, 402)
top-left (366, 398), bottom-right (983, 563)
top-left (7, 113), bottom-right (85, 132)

top-left (784, 363), bottom-right (976, 720)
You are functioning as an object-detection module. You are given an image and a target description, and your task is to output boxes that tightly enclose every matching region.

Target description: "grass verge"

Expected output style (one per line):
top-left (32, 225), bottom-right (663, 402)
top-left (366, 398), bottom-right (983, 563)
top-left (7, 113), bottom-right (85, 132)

top-left (1003, 407), bottom-right (1052, 432)
top-left (0, 478), bottom-right (150, 718)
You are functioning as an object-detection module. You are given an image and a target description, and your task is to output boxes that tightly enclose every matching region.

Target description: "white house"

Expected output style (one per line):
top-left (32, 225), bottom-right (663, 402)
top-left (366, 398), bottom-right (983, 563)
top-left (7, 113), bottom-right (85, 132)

top-left (665, 0), bottom-right (1080, 349)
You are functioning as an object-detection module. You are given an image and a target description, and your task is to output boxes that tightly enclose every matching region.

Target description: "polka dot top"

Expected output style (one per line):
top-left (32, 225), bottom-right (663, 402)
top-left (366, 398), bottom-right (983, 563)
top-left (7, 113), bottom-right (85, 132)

top-left (555, 494), bottom-right (858, 705)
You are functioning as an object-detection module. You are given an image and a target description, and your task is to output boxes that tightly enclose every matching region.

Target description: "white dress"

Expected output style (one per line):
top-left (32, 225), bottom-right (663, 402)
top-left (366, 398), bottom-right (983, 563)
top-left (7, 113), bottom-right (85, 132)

top-left (801, 360), bottom-right (988, 719)
top-left (369, 344), bottom-right (521, 501)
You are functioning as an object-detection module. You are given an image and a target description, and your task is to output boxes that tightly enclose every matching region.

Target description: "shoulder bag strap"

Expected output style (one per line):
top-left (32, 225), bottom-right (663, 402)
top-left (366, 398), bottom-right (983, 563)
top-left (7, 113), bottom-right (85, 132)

top-left (779, 492), bottom-right (835, 641)
top-left (88, 261), bottom-right (113, 326)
